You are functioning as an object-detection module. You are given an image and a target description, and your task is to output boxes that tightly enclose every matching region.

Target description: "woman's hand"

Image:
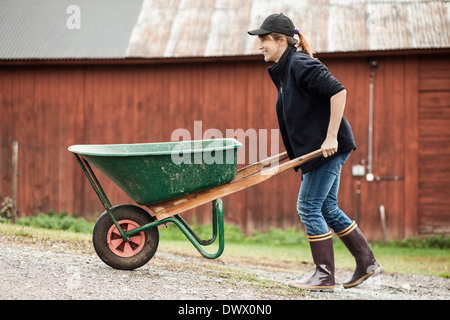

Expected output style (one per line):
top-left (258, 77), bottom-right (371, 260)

top-left (321, 136), bottom-right (338, 158)
top-left (322, 89), bottom-right (347, 158)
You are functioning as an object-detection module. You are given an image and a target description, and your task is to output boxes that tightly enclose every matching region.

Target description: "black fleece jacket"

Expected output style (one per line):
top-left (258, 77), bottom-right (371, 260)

top-left (268, 46), bottom-right (357, 173)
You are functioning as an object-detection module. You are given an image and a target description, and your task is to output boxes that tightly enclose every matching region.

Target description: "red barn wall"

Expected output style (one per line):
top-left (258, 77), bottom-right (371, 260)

top-left (1, 53), bottom-right (449, 240)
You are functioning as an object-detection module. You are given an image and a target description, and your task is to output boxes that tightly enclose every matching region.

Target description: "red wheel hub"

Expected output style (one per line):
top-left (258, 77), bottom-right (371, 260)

top-left (107, 220), bottom-right (145, 257)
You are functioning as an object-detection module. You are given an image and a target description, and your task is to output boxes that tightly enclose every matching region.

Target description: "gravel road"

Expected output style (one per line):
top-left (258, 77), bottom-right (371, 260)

top-left (0, 234), bottom-right (448, 301)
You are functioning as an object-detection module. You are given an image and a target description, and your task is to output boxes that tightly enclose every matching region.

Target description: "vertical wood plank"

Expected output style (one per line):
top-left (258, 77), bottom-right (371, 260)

top-left (403, 56), bottom-right (419, 238)
top-left (11, 141), bottom-right (18, 223)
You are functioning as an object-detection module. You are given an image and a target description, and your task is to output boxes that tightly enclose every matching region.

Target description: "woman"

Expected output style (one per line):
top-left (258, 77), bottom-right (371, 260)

top-left (248, 13), bottom-right (382, 292)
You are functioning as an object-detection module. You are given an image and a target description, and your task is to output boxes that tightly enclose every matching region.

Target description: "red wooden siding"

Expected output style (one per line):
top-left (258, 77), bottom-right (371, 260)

top-left (1, 53), bottom-right (449, 240)
top-left (418, 56), bottom-right (450, 235)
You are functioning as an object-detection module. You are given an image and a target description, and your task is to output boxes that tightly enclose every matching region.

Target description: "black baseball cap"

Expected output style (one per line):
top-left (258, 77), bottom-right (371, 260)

top-left (248, 13), bottom-right (296, 37)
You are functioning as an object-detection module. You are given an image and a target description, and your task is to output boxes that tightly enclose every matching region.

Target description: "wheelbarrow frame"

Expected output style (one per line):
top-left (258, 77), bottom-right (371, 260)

top-left (73, 148), bottom-right (322, 260)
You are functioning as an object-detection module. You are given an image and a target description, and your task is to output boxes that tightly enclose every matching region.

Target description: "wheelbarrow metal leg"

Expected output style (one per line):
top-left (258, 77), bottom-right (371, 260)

top-left (172, 212), bottom-right (217, 246)
top-left (125, 198), bottom-right (225, 259)
top-left (73, 154), bottom-right (130, 242)
top-left (171, 198), bottom-right (223, 259)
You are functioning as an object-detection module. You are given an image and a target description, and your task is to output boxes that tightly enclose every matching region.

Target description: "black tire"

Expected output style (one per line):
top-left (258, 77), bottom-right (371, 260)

top-left (92, 205), bottom-right (159, 270)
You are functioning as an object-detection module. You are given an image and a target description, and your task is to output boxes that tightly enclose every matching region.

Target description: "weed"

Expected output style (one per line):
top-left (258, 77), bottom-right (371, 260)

top-left (0, 197), bottom-right (13, 222)
top-left (16, 211), bottom-right (94, 234)
top-left (381, 235), bottom-right (450, 250)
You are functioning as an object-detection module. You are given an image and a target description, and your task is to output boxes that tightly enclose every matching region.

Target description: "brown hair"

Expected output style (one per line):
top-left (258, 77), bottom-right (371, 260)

top-left (268, 31), bottom-right (315, 58)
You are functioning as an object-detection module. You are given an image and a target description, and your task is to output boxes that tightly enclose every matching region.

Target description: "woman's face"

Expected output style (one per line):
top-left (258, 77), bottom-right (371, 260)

top-left (258, 34), bottom-right (287, 63)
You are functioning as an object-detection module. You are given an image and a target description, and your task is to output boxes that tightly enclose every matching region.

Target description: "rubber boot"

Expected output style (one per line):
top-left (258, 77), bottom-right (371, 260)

top-left (289, 232), bottom-right (335, 292)
top-left (337, 221), bottom-right (383, 288)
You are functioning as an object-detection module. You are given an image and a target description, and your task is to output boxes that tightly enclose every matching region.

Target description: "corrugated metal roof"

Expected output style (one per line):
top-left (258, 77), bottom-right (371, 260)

top-left (126, 0), bottom-right (450, 58)
top-left (0, 0), bottom-right (144, 59)
top-left (1, 0), bottom-right (449, 60)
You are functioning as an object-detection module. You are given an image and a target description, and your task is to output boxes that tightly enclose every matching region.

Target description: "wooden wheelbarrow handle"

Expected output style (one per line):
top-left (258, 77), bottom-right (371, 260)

top-left (149, 149), bottom-right (323, 221)
top-left (232, 151), bottom-right (289, 181)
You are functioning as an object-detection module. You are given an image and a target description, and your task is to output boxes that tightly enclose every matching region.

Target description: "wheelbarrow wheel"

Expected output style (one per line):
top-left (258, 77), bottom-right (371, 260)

top-left (93, 205), bottom-right (159, 270)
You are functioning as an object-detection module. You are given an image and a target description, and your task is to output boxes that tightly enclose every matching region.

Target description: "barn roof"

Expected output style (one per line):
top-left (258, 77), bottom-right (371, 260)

top-left (0, 0), bottom-right (143, 60)
top-left (127, 0), bottom-right (450, 58)
top-left (1, 0), bottom-right (449, 60)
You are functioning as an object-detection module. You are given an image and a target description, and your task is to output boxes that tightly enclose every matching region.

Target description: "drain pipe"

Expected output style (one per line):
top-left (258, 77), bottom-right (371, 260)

top-left (366, 60), bottom-right (378, 182)
top-left (379, 205), bottom-right (387, 245)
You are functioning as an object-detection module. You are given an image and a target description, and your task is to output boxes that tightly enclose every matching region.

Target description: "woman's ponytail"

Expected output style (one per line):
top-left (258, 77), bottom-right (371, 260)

top-left (295, 29), bottom-right (314, 58)
top-left (270, 29), bottom-right (315, 58)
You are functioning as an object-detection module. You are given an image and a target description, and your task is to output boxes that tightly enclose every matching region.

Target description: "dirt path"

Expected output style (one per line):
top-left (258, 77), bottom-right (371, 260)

top-left (0, 234), bottom-right (448, 301)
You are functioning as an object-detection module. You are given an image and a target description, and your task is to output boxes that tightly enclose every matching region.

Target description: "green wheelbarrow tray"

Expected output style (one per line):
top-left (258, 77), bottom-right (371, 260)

top-left (69, 138), bottom-right (322, 270)
top-left (69, 139), bottom-right (242, 206)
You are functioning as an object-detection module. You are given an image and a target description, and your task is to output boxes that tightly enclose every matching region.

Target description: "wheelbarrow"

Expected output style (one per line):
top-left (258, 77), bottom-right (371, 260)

top-left (69, 138), bottom-right (322, 270)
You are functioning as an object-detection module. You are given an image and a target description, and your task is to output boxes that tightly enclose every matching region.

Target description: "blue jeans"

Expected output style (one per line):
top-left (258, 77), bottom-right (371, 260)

top-left (297, 152), bottom-right (353, 236)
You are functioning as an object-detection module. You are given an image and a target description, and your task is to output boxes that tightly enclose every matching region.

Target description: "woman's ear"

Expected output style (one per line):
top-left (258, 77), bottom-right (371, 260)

top-left (278, 37), bottom-right (288, 48)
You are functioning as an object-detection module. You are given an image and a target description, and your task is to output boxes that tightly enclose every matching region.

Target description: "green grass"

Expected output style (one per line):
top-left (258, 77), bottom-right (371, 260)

top-left (157, 222), bottom-right (449, 278)
top-left (0, 212), bottom-right (448, 278)
top-left (158, 239), bottom-right (449, 278)
top-left (14, 211), bottom-right (94, 234)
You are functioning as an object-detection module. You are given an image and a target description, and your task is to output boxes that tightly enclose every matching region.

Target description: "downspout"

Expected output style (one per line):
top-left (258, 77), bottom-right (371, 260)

top-left (366, 60), bottom-right (378, 182)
